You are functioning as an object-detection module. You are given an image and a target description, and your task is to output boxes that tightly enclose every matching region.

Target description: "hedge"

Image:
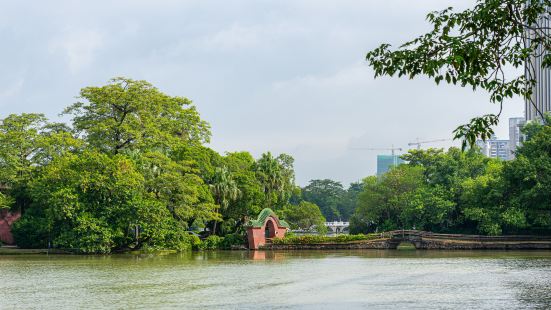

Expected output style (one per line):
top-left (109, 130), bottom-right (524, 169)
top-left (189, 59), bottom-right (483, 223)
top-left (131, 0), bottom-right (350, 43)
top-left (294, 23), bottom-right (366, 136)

top-left (272, 233), bottom-right (381, 245)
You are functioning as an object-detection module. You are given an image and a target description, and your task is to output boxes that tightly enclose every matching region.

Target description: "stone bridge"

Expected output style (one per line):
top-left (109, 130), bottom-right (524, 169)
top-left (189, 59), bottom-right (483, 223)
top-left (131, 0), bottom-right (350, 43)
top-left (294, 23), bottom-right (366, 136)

top-left (265, 230), bottom-right (551, 250)
top-left (380, 230), bottom-right (551, 250)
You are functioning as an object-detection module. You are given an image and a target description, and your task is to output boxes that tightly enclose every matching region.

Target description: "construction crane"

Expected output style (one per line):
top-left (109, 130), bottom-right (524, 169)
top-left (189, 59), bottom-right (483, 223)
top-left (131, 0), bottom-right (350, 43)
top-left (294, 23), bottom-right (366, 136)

top-left (350, 145), bottom-right (403, 156)
top-left (408, 138), bottom-right (452, 150)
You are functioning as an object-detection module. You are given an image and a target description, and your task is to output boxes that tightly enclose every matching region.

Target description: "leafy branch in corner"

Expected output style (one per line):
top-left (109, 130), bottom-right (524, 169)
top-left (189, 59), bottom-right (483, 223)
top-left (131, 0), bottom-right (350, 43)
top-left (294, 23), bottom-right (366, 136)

top-left (366, 0), bottom-right (551, 148)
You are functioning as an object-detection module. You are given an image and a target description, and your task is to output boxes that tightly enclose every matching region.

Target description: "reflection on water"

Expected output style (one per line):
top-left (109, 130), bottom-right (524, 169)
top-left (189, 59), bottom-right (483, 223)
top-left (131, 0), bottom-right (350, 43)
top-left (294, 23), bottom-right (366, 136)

top-left (1, 250), bottom-right (551, 309)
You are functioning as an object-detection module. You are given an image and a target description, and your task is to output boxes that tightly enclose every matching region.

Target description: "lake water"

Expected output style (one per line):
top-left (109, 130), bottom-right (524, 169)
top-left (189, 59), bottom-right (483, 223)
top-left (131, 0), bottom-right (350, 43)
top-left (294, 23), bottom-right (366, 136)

top-left (1, 250), bottom-right (551, 309)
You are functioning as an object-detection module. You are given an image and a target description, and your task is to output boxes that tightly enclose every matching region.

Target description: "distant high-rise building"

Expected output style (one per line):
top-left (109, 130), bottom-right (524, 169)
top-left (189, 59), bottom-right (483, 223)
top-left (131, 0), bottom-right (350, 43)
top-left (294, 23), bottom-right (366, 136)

top-left (525, 2), bottom-right (551, 120)
top-left (509, 117), bottom-right (526, 158)
top-left (377, 155), bottom-right (404, 176)
top-left (476, 135), bottom-right (511, 161)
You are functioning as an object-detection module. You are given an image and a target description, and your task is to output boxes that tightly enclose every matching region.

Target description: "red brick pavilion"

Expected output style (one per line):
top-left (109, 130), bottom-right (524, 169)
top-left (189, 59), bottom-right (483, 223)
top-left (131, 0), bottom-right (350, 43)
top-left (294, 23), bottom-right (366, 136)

top-left (245, 208), bottom-right (289, 250)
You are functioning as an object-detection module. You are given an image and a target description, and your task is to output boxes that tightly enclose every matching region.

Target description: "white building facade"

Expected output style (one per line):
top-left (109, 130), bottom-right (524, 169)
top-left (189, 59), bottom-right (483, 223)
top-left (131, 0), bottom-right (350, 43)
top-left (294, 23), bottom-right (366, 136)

top-left (476, 137), bottom-right (511, 161)
top-left (525, 1), bottom-right (551, 120)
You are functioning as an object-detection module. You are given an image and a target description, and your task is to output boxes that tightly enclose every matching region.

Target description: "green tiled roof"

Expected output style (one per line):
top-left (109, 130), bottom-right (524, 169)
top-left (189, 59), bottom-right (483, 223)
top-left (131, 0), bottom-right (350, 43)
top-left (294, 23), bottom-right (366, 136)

top-left (245, 208), bottom-right (290, 228)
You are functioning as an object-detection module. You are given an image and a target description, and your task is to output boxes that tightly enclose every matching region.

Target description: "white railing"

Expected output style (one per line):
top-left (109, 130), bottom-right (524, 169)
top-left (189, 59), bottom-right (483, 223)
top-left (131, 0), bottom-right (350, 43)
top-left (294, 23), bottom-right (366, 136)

top-left (324, 221), bottom-right (350, 227)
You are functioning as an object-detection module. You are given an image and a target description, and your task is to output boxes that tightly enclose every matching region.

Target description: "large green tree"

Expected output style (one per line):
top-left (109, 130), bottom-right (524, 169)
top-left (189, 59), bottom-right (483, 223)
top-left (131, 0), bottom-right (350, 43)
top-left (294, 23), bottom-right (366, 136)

top-left (130, 150), bottom-right (219, 230)
top-left (223, 152), bottom-right (265, 223)
top-left (366, 0), bottom-right (551, 147)
top-left (352, 167), bottom-right (426, 232)
top-left (301, 179), bottom-right (346, 221)
top-left (64, 77), bottom-right (211, 154)
top-left (0, 114), bottom-right (48, 183)
top-left (281, 201), bottom-right (326, 233)
top-left (502, 120), bottom-right (551, 233)
top-left (0, 113), bottom-right (81, 212)
top-left (298, 180), bottom-right (363, 222)
top-left (459, 160), bottom-right (524, 235)
top-left (340, 182), bottom-right (364, 221)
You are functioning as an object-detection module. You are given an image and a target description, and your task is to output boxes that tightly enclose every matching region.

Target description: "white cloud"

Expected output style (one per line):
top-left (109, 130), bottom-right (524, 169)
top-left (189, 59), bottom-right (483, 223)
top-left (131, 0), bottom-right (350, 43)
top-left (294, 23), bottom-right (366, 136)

top-left (49, 30), bottom-right (103, 73)
top-left (273, 64), bottom-right (370, 90)
top-left (0, 78), bottom-right (24, 101)
top-left (197, 22), bottom-right (309, 52)
top-left (201, 24), bottom-right (262, 51)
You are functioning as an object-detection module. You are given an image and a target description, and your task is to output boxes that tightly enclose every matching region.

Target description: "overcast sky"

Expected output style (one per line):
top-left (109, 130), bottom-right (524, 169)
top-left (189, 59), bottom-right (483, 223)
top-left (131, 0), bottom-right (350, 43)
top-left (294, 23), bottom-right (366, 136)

top-left (0, 0), bottom-right (524, 186)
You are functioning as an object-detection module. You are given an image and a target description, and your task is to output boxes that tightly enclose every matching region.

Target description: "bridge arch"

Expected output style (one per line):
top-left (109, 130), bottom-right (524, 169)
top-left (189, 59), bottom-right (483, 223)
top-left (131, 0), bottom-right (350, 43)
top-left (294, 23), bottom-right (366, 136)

top-left (264, 218), bottom-right (277, 238)
top-left (385, 230), bottom-right (428, 249)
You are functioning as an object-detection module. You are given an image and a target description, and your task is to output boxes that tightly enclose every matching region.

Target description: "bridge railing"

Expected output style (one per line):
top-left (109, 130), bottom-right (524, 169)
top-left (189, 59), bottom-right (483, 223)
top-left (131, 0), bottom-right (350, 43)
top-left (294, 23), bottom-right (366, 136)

top-left (381, 230), bottom-right (551, 242)
top-left (324, 222), bottom-right (350, 227)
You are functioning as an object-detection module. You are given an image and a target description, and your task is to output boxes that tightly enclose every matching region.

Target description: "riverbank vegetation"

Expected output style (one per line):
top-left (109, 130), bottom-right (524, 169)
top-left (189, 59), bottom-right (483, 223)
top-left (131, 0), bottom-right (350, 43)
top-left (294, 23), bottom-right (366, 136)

top-left (271, 233), bottom-right (380, 245)
top-left (1, 78), bottom-right (550, 253)
top-left (0, 78), bottom-right (324, 253)
top-left (350, 115), bottom-right (551, 236)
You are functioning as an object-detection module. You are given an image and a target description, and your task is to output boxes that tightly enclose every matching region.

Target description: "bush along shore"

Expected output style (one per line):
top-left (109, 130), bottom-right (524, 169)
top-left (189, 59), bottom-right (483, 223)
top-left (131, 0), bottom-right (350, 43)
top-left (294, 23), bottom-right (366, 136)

top-left (265, 233), bottom-right (390, 250)
top-left (271, 234), bottom-right (381, 245)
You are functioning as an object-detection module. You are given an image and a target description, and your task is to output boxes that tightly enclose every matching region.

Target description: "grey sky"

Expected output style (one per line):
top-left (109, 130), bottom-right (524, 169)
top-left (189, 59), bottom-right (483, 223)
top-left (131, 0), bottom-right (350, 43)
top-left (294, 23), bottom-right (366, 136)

top-left (0, 0), bottom-right (524, 186)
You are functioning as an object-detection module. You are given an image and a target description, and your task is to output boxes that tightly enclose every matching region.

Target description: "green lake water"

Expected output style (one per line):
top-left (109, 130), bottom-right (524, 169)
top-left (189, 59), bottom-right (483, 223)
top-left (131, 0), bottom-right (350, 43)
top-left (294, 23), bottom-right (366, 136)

top-left (1, 250), bottom-right (551, 309)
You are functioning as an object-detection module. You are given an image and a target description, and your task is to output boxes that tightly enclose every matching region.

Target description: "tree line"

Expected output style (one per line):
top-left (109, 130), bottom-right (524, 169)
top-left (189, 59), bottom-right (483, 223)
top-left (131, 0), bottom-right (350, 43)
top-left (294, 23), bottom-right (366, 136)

top-left (1, 78), bottom-right (549, 253)
top-left (0, 77), bottom-right (325, 253)
top-left (294, 117), bottom-right (550, 236)
top-left (350, 116), bottom-right (551, 235)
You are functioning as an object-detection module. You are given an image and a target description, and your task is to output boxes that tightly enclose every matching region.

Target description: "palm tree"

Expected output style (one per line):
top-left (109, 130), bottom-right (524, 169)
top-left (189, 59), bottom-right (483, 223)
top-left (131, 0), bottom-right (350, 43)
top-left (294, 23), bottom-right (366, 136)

top-left (210, 166), bottom-right (240, 234)
top-left (255, 153), bottom-right (283, 207)
top-left (254, 152), bottom-right (295, 208)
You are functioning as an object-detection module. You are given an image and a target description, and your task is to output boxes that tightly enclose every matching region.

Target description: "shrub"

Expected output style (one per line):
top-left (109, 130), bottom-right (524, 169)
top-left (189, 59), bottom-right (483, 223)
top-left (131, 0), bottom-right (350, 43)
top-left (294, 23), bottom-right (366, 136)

top-left (198, 235), bottom-right (224, 250)
top-left (272, 233), bottom-right (380, 245)
top-left (11, 216), bottom-right (50, 249)
top-left (159, 229), bottom-right (201, 252)
top-left (194, 233), bottom-right (246, 250)
top-left (219, 233), bottom-right (245, 249)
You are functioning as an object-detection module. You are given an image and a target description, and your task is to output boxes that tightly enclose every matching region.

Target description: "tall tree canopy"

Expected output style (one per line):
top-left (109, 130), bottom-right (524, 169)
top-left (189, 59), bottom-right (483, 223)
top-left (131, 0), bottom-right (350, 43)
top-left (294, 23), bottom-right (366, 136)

top-left (209, 166), bottom-right (240, 234)
top-left (301, 179), bottom-right (346, 221)
top-left (281, 201), bottom-right (326, 233)
top-left (366, 0), bottom-right (551, 147)
top-left (64, 77), bottom-right (211, 154)
top-left (254, 152), bottom-right (295, 209)
top-left (222, 152), bottom-right (265, 222)
top-left (299, 179), bottom-right (362, 221)
top-left (0, 113), bottom-right (81, 211)
top-left (502, 119), bottom-right (551, 232)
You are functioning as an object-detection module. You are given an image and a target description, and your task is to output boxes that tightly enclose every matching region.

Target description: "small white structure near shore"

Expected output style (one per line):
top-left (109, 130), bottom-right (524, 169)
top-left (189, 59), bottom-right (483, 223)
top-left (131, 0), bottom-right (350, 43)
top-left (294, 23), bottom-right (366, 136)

top-left (325, 221), bottom-right (350, 234)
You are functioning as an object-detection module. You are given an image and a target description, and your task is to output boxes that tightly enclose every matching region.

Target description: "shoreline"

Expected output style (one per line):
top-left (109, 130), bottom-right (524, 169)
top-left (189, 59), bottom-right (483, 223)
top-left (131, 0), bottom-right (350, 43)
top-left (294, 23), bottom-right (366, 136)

top-left (4, 230), bottom-right (551, 254)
